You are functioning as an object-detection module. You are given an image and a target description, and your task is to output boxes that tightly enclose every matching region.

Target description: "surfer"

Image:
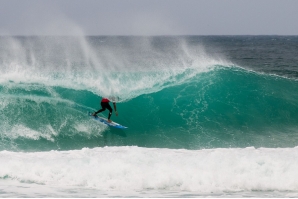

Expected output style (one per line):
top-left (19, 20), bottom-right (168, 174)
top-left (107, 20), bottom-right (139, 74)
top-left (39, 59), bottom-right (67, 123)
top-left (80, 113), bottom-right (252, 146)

top-left (92, 98), bottom-right (118, 123)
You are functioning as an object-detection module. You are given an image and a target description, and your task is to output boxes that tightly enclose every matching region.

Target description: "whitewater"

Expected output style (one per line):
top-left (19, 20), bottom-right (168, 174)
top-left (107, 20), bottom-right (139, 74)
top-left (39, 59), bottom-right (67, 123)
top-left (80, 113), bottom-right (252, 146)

top-left (0, 36), bottom-right (298, 197)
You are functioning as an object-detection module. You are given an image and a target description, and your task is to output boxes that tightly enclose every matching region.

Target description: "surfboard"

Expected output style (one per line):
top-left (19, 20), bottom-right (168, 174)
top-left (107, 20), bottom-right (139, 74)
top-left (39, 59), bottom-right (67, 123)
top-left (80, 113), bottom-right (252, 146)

top-left (88, 112), bottom-right (128, 129)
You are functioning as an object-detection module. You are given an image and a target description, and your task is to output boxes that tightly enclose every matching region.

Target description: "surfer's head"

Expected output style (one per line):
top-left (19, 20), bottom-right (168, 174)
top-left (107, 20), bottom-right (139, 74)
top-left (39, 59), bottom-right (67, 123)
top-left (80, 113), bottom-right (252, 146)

top-left (108, 96), bottom-right (119, 102)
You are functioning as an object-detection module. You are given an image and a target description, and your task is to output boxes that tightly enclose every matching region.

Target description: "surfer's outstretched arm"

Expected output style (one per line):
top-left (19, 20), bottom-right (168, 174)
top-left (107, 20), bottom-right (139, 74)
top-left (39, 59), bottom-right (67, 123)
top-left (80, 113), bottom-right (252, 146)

top-left (113, 102), bottom-right (118, 116)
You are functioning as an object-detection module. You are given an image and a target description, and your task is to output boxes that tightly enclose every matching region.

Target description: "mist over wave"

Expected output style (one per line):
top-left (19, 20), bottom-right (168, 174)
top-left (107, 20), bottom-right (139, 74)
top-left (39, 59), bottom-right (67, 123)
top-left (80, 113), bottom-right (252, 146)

top-left (0, 36), bottom-right (227, 101)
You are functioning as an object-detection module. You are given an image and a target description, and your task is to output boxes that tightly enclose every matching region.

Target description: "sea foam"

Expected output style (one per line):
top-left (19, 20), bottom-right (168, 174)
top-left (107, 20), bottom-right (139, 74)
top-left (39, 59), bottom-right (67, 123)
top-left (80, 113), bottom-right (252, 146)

top-left (1, 146), bottom-right (298, 194)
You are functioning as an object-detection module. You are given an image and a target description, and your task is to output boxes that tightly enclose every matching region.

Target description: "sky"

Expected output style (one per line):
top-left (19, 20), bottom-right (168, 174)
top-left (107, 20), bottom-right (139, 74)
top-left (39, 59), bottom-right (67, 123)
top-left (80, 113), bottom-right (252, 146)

top-left (0, 0), bottom-right (297, 36)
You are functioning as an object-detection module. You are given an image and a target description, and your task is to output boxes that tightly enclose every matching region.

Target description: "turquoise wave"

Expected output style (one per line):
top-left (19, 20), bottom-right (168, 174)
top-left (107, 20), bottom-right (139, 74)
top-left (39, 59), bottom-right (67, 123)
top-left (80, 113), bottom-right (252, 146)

top-left (1, 66), bottom-right (298, 151)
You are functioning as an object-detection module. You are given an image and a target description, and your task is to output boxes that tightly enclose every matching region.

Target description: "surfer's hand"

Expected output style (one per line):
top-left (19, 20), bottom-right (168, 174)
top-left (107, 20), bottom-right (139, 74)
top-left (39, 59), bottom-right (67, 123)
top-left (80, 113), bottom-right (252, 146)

top-left (115, 111), bottom-right (118, 116)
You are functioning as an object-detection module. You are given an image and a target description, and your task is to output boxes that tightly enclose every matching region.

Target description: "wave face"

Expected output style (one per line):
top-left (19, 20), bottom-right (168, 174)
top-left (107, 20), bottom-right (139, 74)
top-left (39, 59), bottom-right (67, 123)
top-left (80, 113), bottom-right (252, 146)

top-left (1, 36), bottom-right (298, 151)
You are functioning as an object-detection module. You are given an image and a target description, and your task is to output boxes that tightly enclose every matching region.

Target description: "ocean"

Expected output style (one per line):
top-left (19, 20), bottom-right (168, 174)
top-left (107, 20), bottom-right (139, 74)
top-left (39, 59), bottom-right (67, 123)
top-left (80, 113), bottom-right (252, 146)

top-left (0, 35), bottom-right (298, 197)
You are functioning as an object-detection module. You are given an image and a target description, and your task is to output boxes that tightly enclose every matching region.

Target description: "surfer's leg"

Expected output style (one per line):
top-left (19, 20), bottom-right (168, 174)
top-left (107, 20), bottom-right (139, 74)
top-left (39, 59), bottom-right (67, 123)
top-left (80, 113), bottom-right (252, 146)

top-left (92, 102), bottom-right (107, 116)
top-left (106, 104), bottom-right (113, 120)
top-left (93, 108), bottom-right (105, 115)
top-left (92, 108), bottom-right (105, 116)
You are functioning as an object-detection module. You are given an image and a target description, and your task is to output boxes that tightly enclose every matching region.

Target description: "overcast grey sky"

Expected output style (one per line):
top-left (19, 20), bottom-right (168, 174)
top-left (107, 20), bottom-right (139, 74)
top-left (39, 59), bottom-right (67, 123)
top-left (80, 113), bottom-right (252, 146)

top-left (0, 0), bottom-right (297, 36)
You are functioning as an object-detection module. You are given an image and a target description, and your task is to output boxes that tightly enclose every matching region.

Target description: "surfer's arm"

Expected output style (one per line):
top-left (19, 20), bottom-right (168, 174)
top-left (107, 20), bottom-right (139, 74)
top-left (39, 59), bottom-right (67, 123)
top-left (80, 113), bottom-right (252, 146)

top-left (113, 102), bottom-right (118, 116)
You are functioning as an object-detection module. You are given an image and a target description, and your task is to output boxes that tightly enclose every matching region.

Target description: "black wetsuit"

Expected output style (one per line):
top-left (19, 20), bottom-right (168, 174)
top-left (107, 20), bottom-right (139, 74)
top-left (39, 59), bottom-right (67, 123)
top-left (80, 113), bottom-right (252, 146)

top-left (94, 101), bottom-right (113, 119)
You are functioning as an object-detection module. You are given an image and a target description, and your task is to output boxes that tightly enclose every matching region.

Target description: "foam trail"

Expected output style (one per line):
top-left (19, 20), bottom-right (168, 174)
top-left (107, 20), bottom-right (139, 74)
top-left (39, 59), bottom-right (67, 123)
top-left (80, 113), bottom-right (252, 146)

top-left (0, 88), bottom-right (106, 150)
